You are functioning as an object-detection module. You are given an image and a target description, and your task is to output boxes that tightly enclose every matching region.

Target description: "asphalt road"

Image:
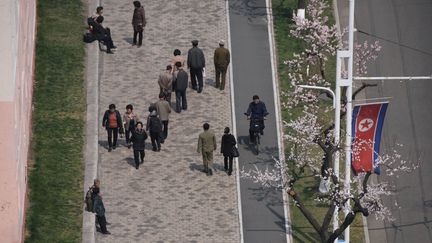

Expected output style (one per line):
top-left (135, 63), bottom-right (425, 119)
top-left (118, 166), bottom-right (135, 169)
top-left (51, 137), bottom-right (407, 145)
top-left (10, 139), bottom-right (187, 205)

top-left (346, 0), bottom-right (432, 242)
top-left (229, 0), bottom-right (287, 242)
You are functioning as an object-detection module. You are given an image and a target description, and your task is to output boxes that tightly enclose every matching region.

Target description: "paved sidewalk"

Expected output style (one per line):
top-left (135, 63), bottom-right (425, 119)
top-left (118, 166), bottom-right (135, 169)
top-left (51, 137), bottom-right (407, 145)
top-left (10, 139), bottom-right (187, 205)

top-left (94, 0), bottom-right (240, 242)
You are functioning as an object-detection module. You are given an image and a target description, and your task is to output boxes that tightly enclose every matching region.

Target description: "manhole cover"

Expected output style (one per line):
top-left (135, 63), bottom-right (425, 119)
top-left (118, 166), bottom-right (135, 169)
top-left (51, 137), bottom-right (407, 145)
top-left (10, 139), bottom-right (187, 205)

top-left (424, 200), bottom-right (432, 207)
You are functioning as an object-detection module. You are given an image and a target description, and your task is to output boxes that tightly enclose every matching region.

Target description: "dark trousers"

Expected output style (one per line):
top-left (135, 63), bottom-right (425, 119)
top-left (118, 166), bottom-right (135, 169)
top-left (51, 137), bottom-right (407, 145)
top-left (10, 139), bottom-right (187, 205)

top-left (103, 28), bottom-right (115, 51)
top-left (190, 67), bottom-right (203, 90)
top-left (150, 131), bottom-right (161, 150)
top-left (160, 88), bottom-right (172, 105)
top-left (133, 150), bottom-right (145, 166)
top-left (175, 89), bottom-right (187, 112)
top-left (133, 30), bottom-right (143, 45)
top-left (96, 215), bottom-right (108, 233)
top-left (249, 120), bottom-right (265, 141)
top-left (125, 129), bottom-right (132, 144)
top-left (215, 65), bottom-right (227, 90)
top-left (161, 120), bottom-right (169, 139)
top-left (107, 127), bottom-right (118, 148)
top-left (224, 156), bottom-right (233, 173)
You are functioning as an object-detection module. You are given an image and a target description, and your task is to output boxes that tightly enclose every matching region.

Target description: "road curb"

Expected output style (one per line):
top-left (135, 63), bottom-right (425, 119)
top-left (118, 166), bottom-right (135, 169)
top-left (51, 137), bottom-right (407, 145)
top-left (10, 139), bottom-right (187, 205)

top-left (82, 0), bottom-right (101, 242)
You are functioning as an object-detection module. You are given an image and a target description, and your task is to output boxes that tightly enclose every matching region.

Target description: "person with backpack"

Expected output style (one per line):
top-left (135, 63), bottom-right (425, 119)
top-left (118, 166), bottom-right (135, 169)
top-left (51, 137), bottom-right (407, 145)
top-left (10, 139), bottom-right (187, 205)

top-left (146, 110), bottom-right (162, 151)
top-left (130, 121), bottom-right (148, 169)
top-left (85, 179), bottom-right (100, 212)
top-left (102, 104), bottom-right (124, 152)
top-left (221, 127), bottom-right (237, 176)
top-left (123, 104), bottom-right (139, 149)
top-left (93, 187), bottom-right (111, 234)
top-left (173, 62), bottom-right (188, 113)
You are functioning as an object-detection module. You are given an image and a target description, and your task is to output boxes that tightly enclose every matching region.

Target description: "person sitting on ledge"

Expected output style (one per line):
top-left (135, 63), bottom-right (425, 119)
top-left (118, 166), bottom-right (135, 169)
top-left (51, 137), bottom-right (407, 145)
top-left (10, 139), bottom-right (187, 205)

top-left (92, 16), bottom-right (117, 54)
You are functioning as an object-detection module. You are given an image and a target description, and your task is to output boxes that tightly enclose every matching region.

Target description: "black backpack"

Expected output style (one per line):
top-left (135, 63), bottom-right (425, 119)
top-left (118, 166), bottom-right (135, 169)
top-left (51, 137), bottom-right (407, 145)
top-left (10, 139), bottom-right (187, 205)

top-left (150, 116), bottom-right (162, 132)
top-left (84, 186), bottom-right (94, 212)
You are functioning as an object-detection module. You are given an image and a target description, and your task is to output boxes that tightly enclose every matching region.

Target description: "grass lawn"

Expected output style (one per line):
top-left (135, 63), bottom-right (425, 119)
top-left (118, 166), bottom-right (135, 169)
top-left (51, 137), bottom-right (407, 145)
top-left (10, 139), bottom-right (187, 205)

top-left (25, 0), bottom-right (86, 242)
top-left (272, 0), bottom-right (365, 242)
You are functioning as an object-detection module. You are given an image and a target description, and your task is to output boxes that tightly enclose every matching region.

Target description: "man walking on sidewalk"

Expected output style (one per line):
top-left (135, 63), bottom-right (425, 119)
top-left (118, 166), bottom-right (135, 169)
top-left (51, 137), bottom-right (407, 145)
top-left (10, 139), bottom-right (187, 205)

top-left (173, 62), bottom-right (188, 113)
top-left (146, 110), bottom-right (162, 151)
top-left (155, 93), bottom-right (171, 141)
top-left (197, 123), bottom-right (217, 176)
top-left (158, 65), bottom-right (173, 105)
top-left (102, 104), bottom-right (124, 152)
top-left (187, 40), bottom-right (205, 93)
top-left (214, 40), bottom-right (230, 90)
top-left (93, 188), bottom-right (110, 234)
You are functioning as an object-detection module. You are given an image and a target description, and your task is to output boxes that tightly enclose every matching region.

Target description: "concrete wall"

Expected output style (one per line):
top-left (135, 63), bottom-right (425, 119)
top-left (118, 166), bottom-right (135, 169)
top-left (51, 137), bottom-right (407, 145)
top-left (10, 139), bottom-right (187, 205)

top-left (0, 0), bottom-right (36, 242)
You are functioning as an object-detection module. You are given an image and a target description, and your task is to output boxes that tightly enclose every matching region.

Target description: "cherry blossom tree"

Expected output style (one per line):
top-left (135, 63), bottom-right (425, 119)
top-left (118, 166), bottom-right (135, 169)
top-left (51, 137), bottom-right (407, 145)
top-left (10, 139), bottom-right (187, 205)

top-left (243, 0), bottom-right (417, 242)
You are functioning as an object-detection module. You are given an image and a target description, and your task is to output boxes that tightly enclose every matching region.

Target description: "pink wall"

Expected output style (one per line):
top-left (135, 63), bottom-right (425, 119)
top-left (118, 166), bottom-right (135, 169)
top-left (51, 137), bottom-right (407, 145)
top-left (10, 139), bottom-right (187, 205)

top-left (0, 0), bottom-right (36, 242)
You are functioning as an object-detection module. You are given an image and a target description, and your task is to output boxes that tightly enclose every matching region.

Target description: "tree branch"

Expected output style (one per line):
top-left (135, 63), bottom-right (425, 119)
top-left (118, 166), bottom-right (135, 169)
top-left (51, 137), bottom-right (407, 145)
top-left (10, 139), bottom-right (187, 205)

top-left (288, 189), bottom-right (322, 233)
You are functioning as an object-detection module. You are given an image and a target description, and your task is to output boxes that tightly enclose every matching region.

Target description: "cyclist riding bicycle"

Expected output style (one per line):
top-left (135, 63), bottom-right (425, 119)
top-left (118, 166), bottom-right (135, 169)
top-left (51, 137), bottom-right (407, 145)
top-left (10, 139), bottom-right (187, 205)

top-left (244, 95), bottom-right (269, 142)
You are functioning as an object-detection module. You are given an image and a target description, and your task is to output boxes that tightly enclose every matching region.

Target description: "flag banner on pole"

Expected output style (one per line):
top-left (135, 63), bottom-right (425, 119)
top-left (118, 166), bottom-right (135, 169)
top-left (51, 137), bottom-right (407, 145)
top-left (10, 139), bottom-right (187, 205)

top-left (351, 102), bottom-right (388, 175)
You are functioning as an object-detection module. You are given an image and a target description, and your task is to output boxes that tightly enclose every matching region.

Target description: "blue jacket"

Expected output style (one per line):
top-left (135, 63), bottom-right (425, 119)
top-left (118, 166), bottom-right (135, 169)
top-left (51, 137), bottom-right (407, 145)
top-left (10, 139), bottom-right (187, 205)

top-left (246, 101), bottom-right (269, 119)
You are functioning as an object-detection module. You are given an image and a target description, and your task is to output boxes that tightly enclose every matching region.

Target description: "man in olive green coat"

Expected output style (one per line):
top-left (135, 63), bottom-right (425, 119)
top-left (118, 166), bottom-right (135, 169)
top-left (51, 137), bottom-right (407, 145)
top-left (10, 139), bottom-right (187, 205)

top-left (197, 123), bottom-right (217, 175)
top-left (213, 40), bottom-right (230, 90)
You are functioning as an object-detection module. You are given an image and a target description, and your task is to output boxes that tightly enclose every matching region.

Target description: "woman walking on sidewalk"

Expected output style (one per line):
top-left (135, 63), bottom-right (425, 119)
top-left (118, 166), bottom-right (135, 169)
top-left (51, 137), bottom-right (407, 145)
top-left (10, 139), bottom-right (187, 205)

top-left (221, 127), bottom-right (236, 176)
top-left (123, 104), bottom-right (139, 149)
top-left (130, 121), bottom-right (148, 169)
top-left (102, 104), bottom-right (124, 152)
top-left (131, 1), bottom-right (146, 47)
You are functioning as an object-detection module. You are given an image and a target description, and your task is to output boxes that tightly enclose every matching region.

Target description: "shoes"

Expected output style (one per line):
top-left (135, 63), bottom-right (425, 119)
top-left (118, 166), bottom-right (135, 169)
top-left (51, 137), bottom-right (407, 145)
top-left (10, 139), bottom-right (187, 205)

top-left (108, 147), bottom-right (112, 152)
top-left (135, 164), bottom-right (139, 169)
top-left (228, 171), bottom-right (232, 176)
top-left (102, 231), bottom-right (111, 235)
top-left (112, 45), bottom-right (117, 49)
top-left (112, 146), bottom-right (116, 150)
top-left (137, 44), bottom-right (142, 48)
top-left (152, 147), bottom-right (157, 152)
top-left (157, 147), bottom-right (161, 152)
top-left (106, 50), bottom-right (114, 54)
top-left (197, 88), bottom-right (202, 93)
top-left (127, 144), bottom-right (131, 149)
top-left (140, 160), bottom-right (144, 164)
top-left (208, 169), bottom-right (213, 176)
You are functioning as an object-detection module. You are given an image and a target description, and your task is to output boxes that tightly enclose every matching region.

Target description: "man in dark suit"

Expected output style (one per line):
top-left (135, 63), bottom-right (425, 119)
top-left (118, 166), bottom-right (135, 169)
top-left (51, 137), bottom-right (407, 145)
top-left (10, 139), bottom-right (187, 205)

top-left (187, 40), bottom-right (205, 93)
top-left (92, 16), bottom-right (116, 54)
top-left (173, 62), bottom-right (189, 113)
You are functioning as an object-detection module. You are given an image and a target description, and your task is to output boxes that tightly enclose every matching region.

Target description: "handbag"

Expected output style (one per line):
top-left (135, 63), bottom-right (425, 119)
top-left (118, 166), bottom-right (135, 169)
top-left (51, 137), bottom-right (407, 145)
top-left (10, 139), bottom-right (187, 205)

top-left (232, 146), bottom-right (239, 158)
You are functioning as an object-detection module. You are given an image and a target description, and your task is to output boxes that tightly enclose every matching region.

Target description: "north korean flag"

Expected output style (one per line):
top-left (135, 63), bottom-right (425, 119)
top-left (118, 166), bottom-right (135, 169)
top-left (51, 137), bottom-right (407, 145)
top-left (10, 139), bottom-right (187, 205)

top-left (351, 102), bottom-right (388, 175)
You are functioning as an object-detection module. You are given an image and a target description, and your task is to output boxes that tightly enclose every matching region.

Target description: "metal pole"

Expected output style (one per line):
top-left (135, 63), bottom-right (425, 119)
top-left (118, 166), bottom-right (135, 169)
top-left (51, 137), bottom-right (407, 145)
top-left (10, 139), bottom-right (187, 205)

top-left (297, 85), bottom-right (336, 108)
top-left (354, 76), bottom-right (432, 80)
top-left (333, 51), bottom-right (342, 241)
top-left (345, 0), bottom-right (355, 242)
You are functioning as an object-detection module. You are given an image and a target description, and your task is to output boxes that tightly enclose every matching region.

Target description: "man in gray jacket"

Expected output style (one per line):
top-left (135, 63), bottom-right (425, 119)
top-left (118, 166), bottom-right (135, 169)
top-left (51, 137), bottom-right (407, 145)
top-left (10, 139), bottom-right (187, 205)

top-left (173, 62), bottom-right (189, 113)
top-left (187, 40), bottom-right (205, 93)
top-left (155, 93), bottom-right (171, 140)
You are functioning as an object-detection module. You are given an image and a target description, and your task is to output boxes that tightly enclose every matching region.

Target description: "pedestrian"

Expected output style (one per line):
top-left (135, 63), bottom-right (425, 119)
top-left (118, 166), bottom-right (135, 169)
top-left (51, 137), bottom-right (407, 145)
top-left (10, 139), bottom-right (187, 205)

top-left (171, 49), bottom-right (185, 74)
top-left (187, 40), bottom-right (205, 93)
top-left (102, 104), bottom-right (124, 152)
top-left (92, 16), bottom-right (116, 54)
top-left (85, 179), bottom-right (100, 212)
top-left (93, 188), bottom-right (111, 234)
top-left (155, 93), bottom-right (171, 141)
top-left (221, 127), bottom-right (236, 176)
top-left (130, 121), bottom-right (148, 169)
top-left (146, 110), bottom-right (162, 151)
top-left (131, 1), bottom-right (146, 47)
top-left (123, 104), bottom-right (139, 149)
top-left (158, 65), bottom-right (173, 104)
top-left (173, 62), bottom-right (188, 113)
top-left (197, 123), bottom-right (217, 176)
top-left (214, 40), bottom-right (230, 90)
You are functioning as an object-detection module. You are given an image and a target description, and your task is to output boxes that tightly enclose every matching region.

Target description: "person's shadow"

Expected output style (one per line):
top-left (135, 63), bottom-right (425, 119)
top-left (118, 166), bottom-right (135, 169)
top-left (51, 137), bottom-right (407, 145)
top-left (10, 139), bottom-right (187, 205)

top-left (123, 37), bottom-right (134, 45)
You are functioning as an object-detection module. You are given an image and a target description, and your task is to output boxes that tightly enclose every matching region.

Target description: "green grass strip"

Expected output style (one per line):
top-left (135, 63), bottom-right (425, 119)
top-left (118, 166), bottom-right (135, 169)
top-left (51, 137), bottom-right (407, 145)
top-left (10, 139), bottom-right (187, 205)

top-left (272, 0), bottom-right (364, 242)
top-left (25, 0), bottom-right (85, 242)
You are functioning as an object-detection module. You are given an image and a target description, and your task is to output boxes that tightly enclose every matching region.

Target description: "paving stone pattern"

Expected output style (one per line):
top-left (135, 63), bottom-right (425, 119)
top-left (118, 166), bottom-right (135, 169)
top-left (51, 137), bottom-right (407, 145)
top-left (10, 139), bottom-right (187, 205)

top-left (95, 0), bottom-right (240, 242)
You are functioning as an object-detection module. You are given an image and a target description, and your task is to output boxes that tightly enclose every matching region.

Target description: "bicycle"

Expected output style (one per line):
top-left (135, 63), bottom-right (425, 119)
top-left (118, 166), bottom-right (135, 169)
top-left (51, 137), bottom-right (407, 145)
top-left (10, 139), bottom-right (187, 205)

top-left (245, 114), bottom-right (265, 155)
